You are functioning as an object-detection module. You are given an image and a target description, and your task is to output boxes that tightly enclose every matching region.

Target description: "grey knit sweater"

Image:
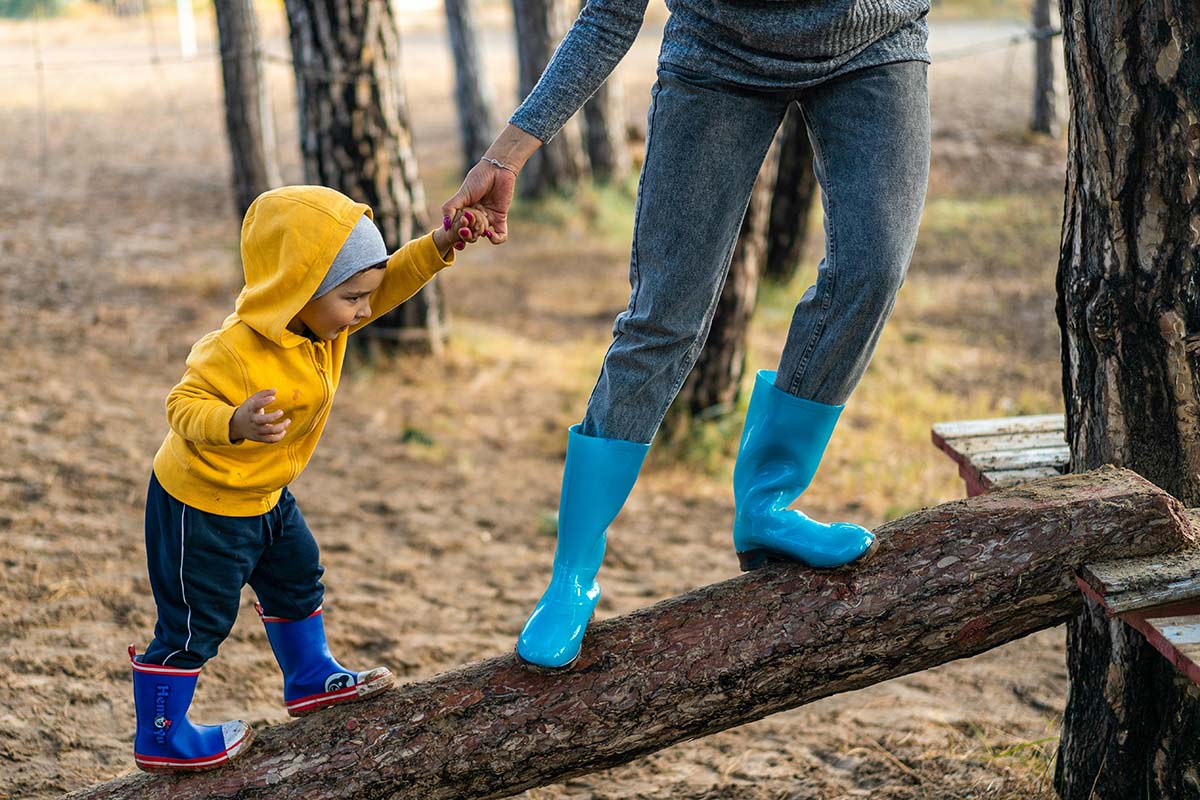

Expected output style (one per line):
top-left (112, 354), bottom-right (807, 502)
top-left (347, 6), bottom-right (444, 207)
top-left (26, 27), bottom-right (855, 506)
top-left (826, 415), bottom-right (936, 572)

top-left (510, 0), bottom-right (931, 143)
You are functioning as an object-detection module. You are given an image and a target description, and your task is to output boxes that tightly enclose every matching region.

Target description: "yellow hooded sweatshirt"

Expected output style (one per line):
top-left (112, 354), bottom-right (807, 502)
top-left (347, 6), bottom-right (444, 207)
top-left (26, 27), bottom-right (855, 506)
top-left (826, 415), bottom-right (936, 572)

top-left (152, 186), bottom-right (454, 516)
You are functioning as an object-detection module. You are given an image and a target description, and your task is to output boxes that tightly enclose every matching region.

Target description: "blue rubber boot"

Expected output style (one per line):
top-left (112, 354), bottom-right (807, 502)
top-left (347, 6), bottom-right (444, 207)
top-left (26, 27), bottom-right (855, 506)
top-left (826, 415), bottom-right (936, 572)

top-left (517, 424), bottom-right (650, 668)
top-left (257, 605), bottom-right (394, 716)
top-left (130, 645), bottom-right (253, 773)
top-left (732, 370), bottom-right (876, 571)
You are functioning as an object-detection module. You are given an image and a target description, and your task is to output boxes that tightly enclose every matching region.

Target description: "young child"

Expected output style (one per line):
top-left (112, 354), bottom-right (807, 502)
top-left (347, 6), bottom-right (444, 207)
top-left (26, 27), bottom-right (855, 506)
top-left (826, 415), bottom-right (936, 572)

top-left (129, 185), bottom-right (489, 773)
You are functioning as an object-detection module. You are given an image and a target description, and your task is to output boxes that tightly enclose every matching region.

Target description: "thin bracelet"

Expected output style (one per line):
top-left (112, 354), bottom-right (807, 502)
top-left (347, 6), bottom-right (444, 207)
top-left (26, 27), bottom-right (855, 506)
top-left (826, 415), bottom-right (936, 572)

top-left (480, 156), bottom-right (519, 176)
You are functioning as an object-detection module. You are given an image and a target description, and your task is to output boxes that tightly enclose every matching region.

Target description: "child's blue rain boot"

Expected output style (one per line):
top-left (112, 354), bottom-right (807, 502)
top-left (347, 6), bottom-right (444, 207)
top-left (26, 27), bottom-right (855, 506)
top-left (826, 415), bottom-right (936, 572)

top-left (516, 424), bottom-right (650, 668)
top-left (732, 370), bottom-right (876, 571)
top-left (130, 645), bottom-right (253, 773)
top-left (257, 604), bottom-right (394, 716)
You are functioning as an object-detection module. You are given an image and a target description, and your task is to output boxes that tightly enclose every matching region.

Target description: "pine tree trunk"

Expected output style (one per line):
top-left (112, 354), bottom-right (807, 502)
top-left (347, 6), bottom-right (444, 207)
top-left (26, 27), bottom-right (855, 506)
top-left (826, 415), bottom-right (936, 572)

top-left (213, 0), bottom-right (280, 218)
top-left (764, 102), bottom-right (817, 284)
top-left (444, 0), bottom-right (498, 175)
top-left (581, 76), bottom-right (630, 183)
top-left (1029, 0), bottom-right (1057, 135)
top-left (65, 469), bottom-right (1193, 800)
top-left (284, 0), bottom-right (445, 354)
top-left (672, 136), bottom-right (779, 419)
top-left (511, 0), bottom-right (588, 197)
top-left (1053, 0), bottom-right (1200, 795)
top-left (578, 0), bottom-right (629, 187)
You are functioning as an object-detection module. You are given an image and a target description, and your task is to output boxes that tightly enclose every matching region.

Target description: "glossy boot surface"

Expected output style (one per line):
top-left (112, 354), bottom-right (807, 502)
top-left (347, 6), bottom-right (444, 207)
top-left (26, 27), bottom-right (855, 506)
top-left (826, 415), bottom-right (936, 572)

top-left (732, 370), bottom-right (875, 570)
top-left (258, 605), bottom-right (394, 716)
top-left (130, 646), bottom-right (253, 773)
top-left (517, 424), bottom-right (649, 668)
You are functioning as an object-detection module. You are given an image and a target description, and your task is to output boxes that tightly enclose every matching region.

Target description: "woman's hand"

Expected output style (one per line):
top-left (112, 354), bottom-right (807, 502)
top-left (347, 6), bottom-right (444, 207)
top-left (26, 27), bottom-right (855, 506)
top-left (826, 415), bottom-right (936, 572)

top-left (441, 124), bottom-right (542, 246)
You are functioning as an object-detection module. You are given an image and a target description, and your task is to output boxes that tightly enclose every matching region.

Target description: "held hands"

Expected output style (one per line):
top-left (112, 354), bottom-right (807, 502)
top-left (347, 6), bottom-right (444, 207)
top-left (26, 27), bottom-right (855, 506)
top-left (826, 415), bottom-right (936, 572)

top-left (432, 206), bottom-right (489, 258)
top-left (441, 158), bottom-right (516, 245)
top-left (229, 389), bottom-right (290, 444)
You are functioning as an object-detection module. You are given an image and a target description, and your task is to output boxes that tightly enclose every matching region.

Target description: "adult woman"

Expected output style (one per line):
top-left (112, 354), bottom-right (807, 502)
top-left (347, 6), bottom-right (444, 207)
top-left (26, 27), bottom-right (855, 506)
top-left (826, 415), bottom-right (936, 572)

top-left (444, 0), bottom-right (931, 668)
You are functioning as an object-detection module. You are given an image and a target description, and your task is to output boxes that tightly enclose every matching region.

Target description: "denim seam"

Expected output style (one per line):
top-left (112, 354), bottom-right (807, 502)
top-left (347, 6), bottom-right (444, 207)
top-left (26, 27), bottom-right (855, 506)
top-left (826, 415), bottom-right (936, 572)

top-left (626, 80), bottom-right (663, 326)
top-left (787, 101), bottom-right (838, 398)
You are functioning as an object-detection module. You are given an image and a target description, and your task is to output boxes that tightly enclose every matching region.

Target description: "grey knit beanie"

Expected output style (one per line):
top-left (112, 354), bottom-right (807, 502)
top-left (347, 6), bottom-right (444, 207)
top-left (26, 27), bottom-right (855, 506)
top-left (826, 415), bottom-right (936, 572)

top-left (313, 214), bottom-right (388, 299)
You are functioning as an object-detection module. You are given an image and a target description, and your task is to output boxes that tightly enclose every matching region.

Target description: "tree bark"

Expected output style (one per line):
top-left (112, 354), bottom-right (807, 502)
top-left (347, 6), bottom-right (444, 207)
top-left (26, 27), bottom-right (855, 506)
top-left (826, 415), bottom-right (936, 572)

top-left (66, 468), bottom-right (1193, 800)
top-left (1029, 0), bottom-right (1058, 135)
top-left (284, 0), bottom-right (445, 354)
top-left (671, 134), bottom-right (778, 420)
top-left (764, 102), bottom-right (818, 284)
top-left (213, 0), bottom-right (281, 218)
top-left (511, 0), bottom-right (588, 197)
top-left (1054, 0), bottom-right (1200, 796)
top-left (578, 0), bottom-right (629, 188)
top-left (444, 0), bottom-right (498, 175)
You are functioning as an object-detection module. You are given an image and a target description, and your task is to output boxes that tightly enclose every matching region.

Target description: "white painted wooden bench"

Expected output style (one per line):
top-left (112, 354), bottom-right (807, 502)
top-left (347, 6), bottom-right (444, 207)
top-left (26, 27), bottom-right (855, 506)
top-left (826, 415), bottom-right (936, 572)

top-left (932, 414), bottom-right (1200, 686)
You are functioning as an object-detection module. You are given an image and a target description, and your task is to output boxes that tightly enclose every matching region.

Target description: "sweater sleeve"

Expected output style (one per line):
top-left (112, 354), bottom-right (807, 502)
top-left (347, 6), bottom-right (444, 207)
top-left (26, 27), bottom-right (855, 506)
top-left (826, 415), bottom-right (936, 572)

top-left (509, 0), bottom-right (649, 143)
top-left (165, 334), bottom-right (245, 447)
top-left (351, 231), bottom-right (455, 332)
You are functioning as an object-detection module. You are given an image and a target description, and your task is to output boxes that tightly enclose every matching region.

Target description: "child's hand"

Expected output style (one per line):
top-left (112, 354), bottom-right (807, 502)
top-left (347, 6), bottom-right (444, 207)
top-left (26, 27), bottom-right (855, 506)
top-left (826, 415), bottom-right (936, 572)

top-left (229, 389), bottom-right (290, 444)
top-left (436, 207), bottom-right (489, 255)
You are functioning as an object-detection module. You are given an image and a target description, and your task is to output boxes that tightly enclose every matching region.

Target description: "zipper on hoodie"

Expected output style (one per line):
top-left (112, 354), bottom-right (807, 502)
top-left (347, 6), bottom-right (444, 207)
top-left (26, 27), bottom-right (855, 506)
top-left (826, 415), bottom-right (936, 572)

top-left (286, 340), bottom-right (333, 484)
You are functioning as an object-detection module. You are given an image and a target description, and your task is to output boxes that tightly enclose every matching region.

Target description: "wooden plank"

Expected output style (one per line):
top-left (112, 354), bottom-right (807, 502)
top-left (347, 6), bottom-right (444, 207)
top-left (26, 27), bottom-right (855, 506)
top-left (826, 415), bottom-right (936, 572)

top-left (931, 414), bottom-right (1065, 441)
top-left (940, 430), bottom-right (1068, 458)
top-left (971, 445), bottom-right (1071, 472)
top-left (1127, 601), bottom-right (1200, 687)
top-left (1081, 518), bottom-right (1200, 613)
top-left (1075, 581), bottom-right (1200, 686)
top-left (982, 466), bottom-right (1064, 490)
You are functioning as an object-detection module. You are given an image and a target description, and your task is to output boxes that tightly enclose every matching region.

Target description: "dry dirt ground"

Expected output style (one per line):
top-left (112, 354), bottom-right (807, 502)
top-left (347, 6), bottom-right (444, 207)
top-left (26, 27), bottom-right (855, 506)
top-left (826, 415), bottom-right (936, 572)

top-left (1, 5), bottom-right (1071, 799)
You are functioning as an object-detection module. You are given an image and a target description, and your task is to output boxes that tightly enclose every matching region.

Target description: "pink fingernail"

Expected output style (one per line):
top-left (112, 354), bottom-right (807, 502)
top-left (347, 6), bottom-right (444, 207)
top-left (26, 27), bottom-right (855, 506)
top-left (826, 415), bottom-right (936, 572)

top-left (443, 215), bottom-right (451, 231)
top-left (484, 230), bottom-right (494, 239)
top-left (459, 227), bottom-right (471, 238)
top-left (464, 211), bottom-right (473, 224)
top-left (454, 241), bottom-right (465, 250)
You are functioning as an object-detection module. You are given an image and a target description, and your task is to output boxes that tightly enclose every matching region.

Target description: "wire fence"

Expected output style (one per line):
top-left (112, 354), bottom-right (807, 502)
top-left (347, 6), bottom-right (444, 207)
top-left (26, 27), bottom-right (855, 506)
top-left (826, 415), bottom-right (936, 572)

top-left (5, 7), bottom-right (1063, 209)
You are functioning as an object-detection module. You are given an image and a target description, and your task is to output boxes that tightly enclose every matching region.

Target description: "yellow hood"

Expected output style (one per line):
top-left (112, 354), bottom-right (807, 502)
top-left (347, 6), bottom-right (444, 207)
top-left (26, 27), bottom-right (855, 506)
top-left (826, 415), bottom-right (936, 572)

top-left (235, 185), bottom-right (371, 346)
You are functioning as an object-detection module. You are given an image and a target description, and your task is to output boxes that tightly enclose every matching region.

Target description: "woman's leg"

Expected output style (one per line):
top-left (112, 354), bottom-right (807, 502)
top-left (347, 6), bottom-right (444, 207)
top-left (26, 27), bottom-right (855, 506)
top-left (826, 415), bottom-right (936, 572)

top-left (777, 61), bottom-right (931, 403)
top-left (730, 62), bottom-right (929, 571)
top-left (518, 69), bottom-right (790, 668)
top-left (581, 67), bottom-right (791, 444)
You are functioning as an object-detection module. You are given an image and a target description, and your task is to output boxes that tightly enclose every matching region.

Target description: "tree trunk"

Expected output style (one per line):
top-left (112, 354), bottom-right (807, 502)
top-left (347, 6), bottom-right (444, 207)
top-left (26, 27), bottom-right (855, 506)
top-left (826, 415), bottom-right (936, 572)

top-left (65, 468), bottom-right (1194, 800)
top-left (1054, 0), bottom-right (1200, 796)
top-left (213, 0), bottom-right (281, 218)
top-left (581, 76), bottom-right (630, 183)
top-left (1029, 0), bottom-right (1057, 135)
top-left (672, 134), bottom-right (779, 420)
top-left (511, 0), bottom-right (588, 197)
top-left (578, 0), bottom-right (629, 187)
top-left (284, 0), bottom-right (445, 354)
top-left (444, 0), bottom-right (498, 175)
top-left (764, 102), bottom-right (818, 284)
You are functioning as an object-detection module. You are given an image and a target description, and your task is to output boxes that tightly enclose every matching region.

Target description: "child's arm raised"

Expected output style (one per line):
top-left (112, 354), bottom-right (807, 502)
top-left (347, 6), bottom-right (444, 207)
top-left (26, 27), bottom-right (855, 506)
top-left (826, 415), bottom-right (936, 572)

top-left (350, 208), bottom-right (488, 333)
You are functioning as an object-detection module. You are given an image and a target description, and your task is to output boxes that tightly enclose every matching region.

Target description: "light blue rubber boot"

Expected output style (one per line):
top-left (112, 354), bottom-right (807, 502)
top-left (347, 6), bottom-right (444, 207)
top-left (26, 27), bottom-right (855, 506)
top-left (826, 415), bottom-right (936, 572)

top-left (732, 370), bottom-right (876, 571)
top-left (130, 645), bottom-right (253, 772)
top-left (517, 424), bottom-right (650, 668)
top-left (257, 605), bottom-right (394, 716)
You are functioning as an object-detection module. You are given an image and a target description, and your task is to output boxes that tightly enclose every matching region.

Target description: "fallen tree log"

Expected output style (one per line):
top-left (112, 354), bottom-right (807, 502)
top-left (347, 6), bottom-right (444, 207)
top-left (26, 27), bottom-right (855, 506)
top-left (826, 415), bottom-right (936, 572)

top-left (67, 466), bottom-right (1194, 800)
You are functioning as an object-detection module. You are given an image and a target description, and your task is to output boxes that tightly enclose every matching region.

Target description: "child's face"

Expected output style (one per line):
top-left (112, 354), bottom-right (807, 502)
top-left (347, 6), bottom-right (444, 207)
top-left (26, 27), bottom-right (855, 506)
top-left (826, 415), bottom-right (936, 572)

top-left (289, 266), bottom-right (386, 340)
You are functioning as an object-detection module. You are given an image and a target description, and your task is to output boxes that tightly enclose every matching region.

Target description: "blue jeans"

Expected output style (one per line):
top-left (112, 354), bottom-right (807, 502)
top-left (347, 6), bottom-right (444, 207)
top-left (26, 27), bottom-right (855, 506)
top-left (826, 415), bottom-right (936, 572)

top-left (580, 61), bottom-right (930, 443)
top-left (142, 473), bottom-right (325, 668)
